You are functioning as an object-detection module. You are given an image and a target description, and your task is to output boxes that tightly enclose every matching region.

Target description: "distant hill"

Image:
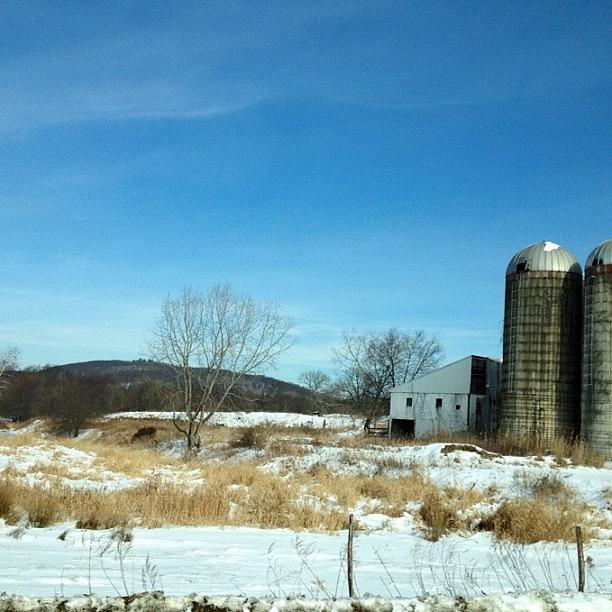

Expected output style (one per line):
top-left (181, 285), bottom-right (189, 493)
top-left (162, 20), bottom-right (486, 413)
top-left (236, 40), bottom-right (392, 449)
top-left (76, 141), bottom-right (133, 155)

top-left (43, 360), bottom-right (309, 397)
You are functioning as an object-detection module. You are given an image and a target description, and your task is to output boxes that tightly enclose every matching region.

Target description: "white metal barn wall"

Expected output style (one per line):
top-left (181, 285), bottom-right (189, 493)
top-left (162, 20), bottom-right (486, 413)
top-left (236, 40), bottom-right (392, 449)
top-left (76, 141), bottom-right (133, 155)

top-left (389, 356), bottom-right (500, 438)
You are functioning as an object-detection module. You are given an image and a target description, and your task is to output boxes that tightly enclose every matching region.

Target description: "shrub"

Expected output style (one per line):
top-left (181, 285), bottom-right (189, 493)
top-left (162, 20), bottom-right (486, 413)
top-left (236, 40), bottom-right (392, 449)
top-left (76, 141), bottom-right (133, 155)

top-left (418, 491), bottom-right (459, 541)
top-left (530, 474), bottom-right (573, 500)
top-left (230, 427), bottom-right (267, 450)
top-left (26, 496), bottom-right (63, 527)
top-left (75, 513), bottom-right (125, 530)
top-left (111, 525), bottom-right (134, 542)
top-left (479, 498), bottom-right (596, 544)
top-left (0, 477), bottom-right (16, 522)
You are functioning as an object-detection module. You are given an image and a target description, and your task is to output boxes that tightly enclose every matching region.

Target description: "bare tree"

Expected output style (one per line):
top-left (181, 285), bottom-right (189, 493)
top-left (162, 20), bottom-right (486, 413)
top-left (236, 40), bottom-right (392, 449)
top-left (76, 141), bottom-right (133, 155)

top-left (332, 328), bottom-right (444, 420)
top-left (298, 369), bottom-right (337, 414)
top-left (0, 347), bottom-right (19, 395)
top-left (298, 370), bottom-right (332, 394)
top-left (148, 285), bottom-right (295, 450)
top-left (41, 373), bottom-right (114, 437)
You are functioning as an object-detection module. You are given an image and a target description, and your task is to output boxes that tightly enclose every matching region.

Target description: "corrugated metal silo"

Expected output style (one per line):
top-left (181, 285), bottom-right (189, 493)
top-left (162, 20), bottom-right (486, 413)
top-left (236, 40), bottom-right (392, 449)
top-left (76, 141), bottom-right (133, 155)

top-left (582, 239), bottom-right (612, 458)
top-left (501, 241), bottom-right (583, 440)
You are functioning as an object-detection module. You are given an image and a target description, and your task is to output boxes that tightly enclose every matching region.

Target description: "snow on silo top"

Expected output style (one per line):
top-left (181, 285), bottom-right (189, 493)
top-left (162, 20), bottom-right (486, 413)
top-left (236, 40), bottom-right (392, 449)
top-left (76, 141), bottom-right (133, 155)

top-left (506, 241), bottom-right (582, 275)
top-left (586, 239), bottom-right (612, 267)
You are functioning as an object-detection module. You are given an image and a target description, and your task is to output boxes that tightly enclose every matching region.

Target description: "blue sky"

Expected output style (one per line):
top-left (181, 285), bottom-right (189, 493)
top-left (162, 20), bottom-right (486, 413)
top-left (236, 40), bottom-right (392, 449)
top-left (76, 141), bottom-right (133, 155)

top-left (1, 1), bottom-right (611, 382)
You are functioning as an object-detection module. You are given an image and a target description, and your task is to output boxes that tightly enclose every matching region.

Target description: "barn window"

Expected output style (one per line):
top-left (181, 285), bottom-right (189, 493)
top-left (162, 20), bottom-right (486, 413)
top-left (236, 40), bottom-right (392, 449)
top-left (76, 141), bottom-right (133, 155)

top-left (435, 398), bottom-right (442, 409)
top-left (455, 404), bottom-right (461, 411)
top-left (406, 397), bottom-right (413, 407)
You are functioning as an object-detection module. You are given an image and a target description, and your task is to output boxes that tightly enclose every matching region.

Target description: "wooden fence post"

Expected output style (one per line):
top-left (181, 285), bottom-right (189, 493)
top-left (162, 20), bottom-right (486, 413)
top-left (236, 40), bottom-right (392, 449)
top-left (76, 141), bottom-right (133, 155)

top-left (576, 525), bottom-right (585, 592)
top-left (347, 514), bottom-right (355, 598)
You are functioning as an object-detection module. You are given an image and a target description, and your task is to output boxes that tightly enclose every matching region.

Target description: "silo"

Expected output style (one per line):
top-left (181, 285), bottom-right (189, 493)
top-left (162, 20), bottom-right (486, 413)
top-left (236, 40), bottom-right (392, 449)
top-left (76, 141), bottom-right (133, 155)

top-left (582, 239), bottom-right (612, 459)
top-left (501, 241), bottom-right (583, 441)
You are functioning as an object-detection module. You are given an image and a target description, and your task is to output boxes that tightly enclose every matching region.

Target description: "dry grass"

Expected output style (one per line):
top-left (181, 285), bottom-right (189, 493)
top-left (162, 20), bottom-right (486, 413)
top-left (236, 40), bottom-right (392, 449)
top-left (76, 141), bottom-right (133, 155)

top-left (529, 473), bottom-right (573, 499)
top-left (340, 435), bottom-right (407, 449)
top-left (230, 427), bottom-right (268, 450)
top-left (267, 439), bottom-right (308, 457)
top-left (373, 455), bottom-right (406, 471)
top-left (306, 464), bottom-right (432, 515)
top-left (343, 428), bottom-right (604, 467)
top-left (93, 417), bottom-right (187, 441)
top-left (65, 438), bottom-right (187, 477)
top-left (418, 491), bottom-right (460, 541)
top-left (416, 483), bottom-right (493, 541)
top-left (478, 471), bottom-right (607, 544)
top-left (0, 475), bottom-right (62, 526)
top-left (0, 417), bottom-right (607, 541)
top-left (0, 431), bottom-right (44, 450)
top-left (512, 471), bottom-right (575, 502)
top-left (95, 417), bottom-right (605, 466)
top-left (305, 463), bottom-right (489, 524)
top-left (0, 452), bottom-right (484, 534)
top-left (0, 463), bottom-right (348, 531)
top-left (480, 498), bottom-right (601, 544)
top-left (28, 460), bottom-right (98, 481)
top-left (453, 431), bottom-right (605, 468)
top-left (333, 427), bottom-right (604, 467)
top-left (0, 477), bottom-right (15, 519)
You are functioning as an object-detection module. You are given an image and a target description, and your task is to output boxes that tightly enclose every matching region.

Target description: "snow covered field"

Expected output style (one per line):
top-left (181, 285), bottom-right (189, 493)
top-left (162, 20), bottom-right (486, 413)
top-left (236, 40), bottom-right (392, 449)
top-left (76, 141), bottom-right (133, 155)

top-left (0, 411), bottom-right (611, 605)
top-left (1, 523), bottom-right (611, 600)
top-left (106, 410), bottom-right (362, 430)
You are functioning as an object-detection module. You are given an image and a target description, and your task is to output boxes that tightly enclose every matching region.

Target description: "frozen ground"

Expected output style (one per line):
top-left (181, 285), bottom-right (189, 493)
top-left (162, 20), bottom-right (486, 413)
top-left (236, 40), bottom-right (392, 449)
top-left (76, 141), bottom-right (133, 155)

top-left (263, 442), bottom-right (612, 510)
top-left (1, 523), bottom-right (611, 600)
top-left (1, 411), bottom-right (611, 602)
top-left (1, 592), bottom-right (611, 612)
top-left (106, 411), bottom-right (362, 430)
top-left (2, 433), bottom-right (610, 521)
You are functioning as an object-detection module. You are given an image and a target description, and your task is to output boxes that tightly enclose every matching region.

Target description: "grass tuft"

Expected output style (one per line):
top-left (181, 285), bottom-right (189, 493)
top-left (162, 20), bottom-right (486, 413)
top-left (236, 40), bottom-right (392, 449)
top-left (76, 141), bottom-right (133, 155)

top-left (418, 491), bottom-right (460, 541)
top-left (479, 498), bottom-right (595, 544)
top-left (0, 477), bottom-right (18, 522)
top-left (230, 427), bottom-right (267, 450)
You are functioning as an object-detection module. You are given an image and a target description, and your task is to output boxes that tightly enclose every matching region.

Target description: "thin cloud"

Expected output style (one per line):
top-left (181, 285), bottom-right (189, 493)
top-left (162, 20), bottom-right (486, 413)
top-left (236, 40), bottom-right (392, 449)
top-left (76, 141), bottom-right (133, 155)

top-left (3, 3), bottom-right (610, 133)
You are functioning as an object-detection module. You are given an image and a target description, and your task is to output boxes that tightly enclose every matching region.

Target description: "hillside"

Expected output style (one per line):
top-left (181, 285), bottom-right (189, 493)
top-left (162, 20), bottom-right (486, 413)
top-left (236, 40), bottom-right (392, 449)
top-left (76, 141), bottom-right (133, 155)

top-left (43, 360), bottom-right (309, 397)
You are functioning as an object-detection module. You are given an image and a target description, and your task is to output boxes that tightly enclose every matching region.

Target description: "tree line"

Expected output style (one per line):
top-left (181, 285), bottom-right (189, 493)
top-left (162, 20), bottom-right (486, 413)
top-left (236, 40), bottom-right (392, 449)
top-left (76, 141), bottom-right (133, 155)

top-left (0, 369), bottom-right (315, 436)
top-left (0, 285), bottom-right (444, 447)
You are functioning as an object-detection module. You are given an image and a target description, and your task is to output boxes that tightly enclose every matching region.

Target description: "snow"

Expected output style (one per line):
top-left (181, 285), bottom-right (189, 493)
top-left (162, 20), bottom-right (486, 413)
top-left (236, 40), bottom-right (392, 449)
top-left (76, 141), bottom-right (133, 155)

top-left (1, 431), bottom-right (611, 518)
top-left (0, 592), bottom-right (610, 612)
top-left (0, 592), bottom-right (610, 611)
top-left (1, 428), bottom-right (611, 524)
top-left (0, 442), bottom-right (142, 491)
top-left (0, 419), bottom-right (44, 436)
top-left (1, 412), bottom-right (611, 603)
top-left (105, 411), bottom-right (361, 430)
top-left (261, 442), bottom-right (612, 515)
top-left (544, 241), bottom-right (561, 251)
top-left (1, 524), bottom-right (611, 601)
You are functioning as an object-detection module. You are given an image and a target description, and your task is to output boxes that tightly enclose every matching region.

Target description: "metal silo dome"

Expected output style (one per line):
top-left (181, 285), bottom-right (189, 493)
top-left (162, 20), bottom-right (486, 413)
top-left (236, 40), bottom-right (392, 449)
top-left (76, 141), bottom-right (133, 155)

top-left (586, 239), bottom-right (612, 268)
top-left (506, 241), bottom-right (582, 276)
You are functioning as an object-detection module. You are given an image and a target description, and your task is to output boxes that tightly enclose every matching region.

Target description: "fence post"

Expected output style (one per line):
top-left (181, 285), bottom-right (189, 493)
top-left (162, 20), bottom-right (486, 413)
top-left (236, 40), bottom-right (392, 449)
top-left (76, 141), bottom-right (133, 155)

top-left (576, 525), bottom-right (585, 592)
top-left (347, 514), bottom-right (355, 597)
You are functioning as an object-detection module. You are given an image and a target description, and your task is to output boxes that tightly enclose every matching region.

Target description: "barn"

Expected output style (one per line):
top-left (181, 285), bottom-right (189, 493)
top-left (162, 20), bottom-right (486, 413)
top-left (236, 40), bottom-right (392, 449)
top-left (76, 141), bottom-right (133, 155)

top-left (389, 355), bottom-right (501, 438)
